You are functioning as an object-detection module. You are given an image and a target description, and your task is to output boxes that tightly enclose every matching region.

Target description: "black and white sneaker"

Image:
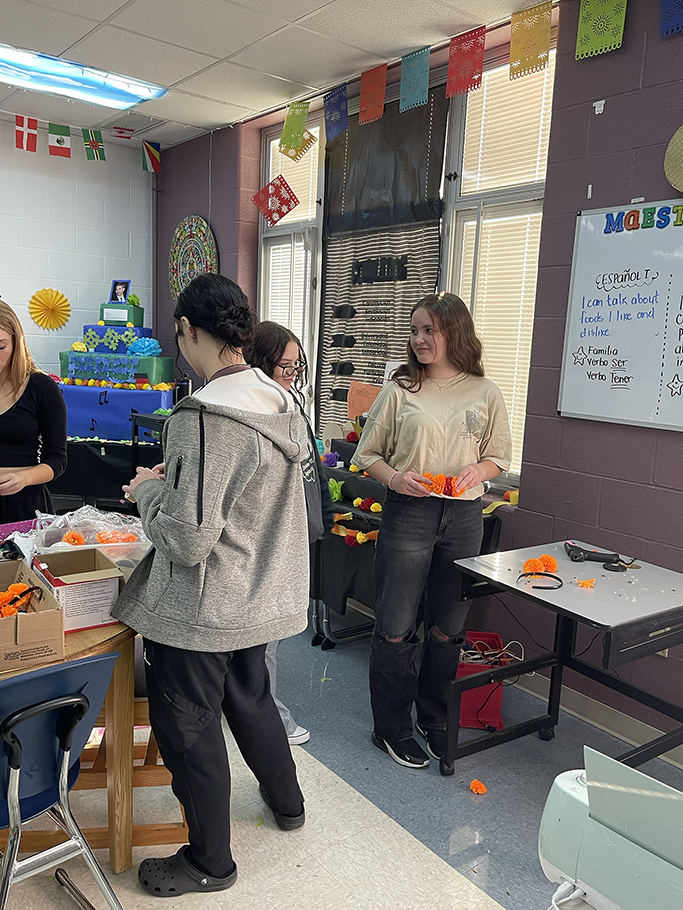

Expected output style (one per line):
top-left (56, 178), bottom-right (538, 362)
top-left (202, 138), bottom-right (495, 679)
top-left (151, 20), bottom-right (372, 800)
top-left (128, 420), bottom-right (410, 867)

top-left (415, 722), bottom-right (447, 760)
top-left (371, 732), bottom-right (429, 768)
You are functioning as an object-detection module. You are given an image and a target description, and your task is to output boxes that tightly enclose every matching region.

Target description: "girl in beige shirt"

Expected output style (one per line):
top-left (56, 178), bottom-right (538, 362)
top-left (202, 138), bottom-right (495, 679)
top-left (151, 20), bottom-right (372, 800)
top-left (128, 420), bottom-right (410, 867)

top-left (352, 292), bottom-right (511, 769)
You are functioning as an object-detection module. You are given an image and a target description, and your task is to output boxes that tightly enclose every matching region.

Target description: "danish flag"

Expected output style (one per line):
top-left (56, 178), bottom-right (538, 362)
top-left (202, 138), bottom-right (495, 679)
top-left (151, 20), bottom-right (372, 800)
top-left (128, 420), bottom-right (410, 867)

top-left (15, 115), bottom-right (38, 152)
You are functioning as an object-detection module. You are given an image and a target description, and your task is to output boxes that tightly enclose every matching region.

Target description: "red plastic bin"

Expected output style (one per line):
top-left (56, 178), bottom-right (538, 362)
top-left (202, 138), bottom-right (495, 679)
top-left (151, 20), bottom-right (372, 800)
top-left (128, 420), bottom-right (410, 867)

top-left (457, 631), bottom-right (508, 730)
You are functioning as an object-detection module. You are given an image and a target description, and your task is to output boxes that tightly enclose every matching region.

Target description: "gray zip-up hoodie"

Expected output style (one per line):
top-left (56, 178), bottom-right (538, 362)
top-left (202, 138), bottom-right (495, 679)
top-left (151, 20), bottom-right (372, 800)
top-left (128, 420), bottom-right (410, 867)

top-left (112, 372), bottom-right (310, 651)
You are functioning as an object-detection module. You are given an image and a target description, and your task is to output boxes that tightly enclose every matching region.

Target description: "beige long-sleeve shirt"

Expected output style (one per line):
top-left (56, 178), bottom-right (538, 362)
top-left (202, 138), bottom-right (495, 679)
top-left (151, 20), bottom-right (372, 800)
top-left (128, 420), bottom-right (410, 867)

top-left (351, 374), bottom-right (512, 500)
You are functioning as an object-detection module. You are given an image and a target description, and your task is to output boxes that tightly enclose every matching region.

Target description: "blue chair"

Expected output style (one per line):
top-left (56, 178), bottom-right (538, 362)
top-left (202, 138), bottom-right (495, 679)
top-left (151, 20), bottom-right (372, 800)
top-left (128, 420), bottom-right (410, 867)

top-left (0, 654), bottom-right (124, 910)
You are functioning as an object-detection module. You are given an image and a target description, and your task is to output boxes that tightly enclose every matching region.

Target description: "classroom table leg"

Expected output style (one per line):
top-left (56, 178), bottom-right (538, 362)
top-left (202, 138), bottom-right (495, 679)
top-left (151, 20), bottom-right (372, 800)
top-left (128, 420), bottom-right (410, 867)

top-left (104, 635), bottom-right (135, 873)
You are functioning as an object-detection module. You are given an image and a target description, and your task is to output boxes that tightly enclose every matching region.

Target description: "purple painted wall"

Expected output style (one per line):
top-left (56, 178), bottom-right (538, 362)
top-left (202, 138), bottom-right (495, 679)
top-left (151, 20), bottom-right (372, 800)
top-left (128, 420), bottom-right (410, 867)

top-left (475, 0), bottom-right (683, 728)
top-left (153, 123), bottom-right (261, 365)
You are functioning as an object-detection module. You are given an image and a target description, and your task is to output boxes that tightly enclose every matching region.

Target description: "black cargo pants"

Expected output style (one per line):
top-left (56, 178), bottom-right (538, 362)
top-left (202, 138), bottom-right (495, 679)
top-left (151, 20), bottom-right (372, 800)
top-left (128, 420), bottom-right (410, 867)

top-left (142, 638), bottom-right (304, 877)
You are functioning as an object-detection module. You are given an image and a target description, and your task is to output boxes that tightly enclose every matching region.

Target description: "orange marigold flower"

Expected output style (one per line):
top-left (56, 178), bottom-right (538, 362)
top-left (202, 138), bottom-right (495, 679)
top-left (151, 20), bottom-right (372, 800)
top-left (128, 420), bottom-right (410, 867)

top-left (96, 531), bottom-right (115, 543)
top-left (539, 554), bottom-right (558, 573)
top-left (432, 473), bottom-right (446, 495)
top-left (523, 558), bottom-right (546, 575)
top-left (421, 472), bottom-right (434, 486)
top-left (62, 531), bottom-right (86, 546)
top-left (1, 605), bottom-right (19, 618)
top-left (469, 779), bottom-right (487, 795)
top-left (576, 578), bottom-right (595, 588)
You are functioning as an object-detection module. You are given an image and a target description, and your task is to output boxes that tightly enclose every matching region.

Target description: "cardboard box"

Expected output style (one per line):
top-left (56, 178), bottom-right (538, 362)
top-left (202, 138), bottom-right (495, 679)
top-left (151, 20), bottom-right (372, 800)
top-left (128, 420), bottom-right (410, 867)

top-left (33, 549), bottom-right (124, 633)
top-left (0, 561), bottom-right (64, 672)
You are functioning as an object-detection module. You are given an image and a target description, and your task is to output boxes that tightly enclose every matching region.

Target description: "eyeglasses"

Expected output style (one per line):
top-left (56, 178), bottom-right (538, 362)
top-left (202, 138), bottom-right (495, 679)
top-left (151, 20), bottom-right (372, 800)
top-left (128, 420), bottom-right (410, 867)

top-left (277, 361), bottom-right (304, 378)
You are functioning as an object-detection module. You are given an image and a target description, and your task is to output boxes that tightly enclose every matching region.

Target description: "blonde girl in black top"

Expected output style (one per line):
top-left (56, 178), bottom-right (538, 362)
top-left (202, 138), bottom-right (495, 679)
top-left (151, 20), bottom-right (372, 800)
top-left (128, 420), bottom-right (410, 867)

top-left (0, 299), bottom-right (67, 524)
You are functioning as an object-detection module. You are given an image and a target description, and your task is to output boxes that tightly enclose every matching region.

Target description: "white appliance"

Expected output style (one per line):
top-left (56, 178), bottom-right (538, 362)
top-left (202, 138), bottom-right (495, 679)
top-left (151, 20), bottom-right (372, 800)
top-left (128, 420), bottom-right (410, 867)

top-left (538, 747), bottom-right (683, 910)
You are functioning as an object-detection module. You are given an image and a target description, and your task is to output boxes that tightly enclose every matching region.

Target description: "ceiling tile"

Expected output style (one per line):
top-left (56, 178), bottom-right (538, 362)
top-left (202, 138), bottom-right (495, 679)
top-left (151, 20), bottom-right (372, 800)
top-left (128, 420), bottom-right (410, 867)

top-left (178, 61), bottom-right (314, 110)
top-left (134, 122), bottom-right (205, 146)
top-left (2, 0), bottom-right (99, 56)
top-left (229, 26), bottom-right (385, 87)
top-left (110, 0), bottom-right (288, 59)
top-left (29, 0), bottom-right (130, 19)
top-left (0, 90), bottom-right (120, 128)
top-left (135, 91), bottom-right (253, 129)
top-left (303, 0), bottom-right (479, 59)
top-left (233, 0), bottom-right (336, 20)
top-left (67, 26), bottom-right (218, 86)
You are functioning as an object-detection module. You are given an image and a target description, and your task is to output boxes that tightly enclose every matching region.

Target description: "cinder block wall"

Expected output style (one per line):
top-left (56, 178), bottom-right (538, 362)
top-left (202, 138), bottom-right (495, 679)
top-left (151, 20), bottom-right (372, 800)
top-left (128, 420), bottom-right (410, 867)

top-left (0, 121), bottom-right (153, 375)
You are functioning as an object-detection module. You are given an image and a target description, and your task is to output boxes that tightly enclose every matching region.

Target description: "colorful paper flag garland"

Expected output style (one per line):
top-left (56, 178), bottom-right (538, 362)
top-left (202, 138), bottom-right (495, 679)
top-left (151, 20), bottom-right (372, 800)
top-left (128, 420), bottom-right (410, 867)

top-left (575, 0), bottom-right (628, 59)
top-left (510, 1), bottom-right (552, 78)
top-left (280, 102), bottom-right (310, 151)
top-left (359, 64), bottom-right (387, 125)
top-left (15, 115), bottom-right (37, 152)
top-left (400, 46), bottom-right (431, 112)
top-left (447, 26), bottom-right (486, 97)
top-left (661, 0), bottom-right (683, 38)
top-left (280, 129), bottom-right (317, 162)
top-left (48, 123), bottom-right (71, 158)
top-left (324, 84), bottom-right (349, 142)
top-left (251, 175), bottom-right (300, 226)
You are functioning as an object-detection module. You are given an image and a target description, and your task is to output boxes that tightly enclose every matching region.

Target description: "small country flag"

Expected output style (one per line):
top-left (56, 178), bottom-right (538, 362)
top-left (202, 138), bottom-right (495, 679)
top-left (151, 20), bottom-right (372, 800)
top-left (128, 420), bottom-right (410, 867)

top-left (82, 128), bottom-right (106, 161)
top-left (142, 140), bottom-right (161, 173)
top-left (15, 115), bottom-right (37, 152)
top-left (110, 126), bottom-right (135, 139)
top-left (48, 123), bottom-right (71, 158)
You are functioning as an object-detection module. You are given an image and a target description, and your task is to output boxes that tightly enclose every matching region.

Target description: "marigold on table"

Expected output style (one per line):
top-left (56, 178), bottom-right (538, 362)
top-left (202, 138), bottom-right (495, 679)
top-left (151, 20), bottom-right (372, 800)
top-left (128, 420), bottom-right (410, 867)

top-left (523, 558), bottom-right (546, 575)
top-left (539, 554), bottom-right (558, 572)
top-left (576, 578), bottom-right (595, 589)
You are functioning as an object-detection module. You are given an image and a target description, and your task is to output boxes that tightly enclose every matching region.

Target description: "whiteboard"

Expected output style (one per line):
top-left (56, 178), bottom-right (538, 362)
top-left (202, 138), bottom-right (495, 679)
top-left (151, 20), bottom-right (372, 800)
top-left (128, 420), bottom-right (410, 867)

top-left (558, 198), bottom-right (683, 431)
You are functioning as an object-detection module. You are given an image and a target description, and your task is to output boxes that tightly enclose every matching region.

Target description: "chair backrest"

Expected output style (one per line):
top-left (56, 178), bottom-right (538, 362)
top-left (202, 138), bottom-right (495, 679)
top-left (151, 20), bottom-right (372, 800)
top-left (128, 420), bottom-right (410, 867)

top-left (0, 654), bottom-right (117, 815)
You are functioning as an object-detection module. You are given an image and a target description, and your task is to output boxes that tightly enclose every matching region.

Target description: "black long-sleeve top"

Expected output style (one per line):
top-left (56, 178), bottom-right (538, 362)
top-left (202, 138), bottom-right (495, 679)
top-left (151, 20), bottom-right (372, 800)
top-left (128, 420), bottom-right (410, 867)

top-left (0, 373), bottom-right (67, 478)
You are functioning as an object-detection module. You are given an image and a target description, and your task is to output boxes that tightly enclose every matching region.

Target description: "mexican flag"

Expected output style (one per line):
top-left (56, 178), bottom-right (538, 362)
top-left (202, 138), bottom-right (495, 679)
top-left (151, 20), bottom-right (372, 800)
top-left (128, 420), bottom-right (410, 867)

top-left (49, 123), bottom-right (71, 158)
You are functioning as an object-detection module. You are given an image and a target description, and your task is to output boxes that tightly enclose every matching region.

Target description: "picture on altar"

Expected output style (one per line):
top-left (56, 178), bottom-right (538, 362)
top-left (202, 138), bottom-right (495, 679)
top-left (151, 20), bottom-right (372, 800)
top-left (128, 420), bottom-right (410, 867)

top-left (109, 279), bottom-right (130, 302)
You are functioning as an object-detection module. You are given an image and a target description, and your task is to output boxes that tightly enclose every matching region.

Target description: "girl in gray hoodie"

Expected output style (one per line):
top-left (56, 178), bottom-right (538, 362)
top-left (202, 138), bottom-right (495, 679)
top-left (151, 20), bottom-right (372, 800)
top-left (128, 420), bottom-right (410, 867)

top-left (114, 274), bottom-right (309, 897)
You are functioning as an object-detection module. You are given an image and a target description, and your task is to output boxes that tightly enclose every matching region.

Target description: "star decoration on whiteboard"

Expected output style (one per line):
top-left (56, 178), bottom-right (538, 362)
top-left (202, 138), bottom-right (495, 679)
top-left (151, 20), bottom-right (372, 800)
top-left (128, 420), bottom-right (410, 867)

top-left (667, 373), bottom-right (683, 396)
top-left (572, 346), bottom-right (588, 365)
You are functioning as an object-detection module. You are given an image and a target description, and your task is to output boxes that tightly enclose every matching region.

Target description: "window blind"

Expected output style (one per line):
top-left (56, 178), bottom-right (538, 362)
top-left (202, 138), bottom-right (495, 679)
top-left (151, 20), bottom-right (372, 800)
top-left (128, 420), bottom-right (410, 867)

top-left (268, 126), bottom-right (320, 226)
top-left (263, 233), bottom-right (311, 353)
top-left (453, 202), bottom-right (543, 475)
top-left (461, 52), bottom-right (555, 195)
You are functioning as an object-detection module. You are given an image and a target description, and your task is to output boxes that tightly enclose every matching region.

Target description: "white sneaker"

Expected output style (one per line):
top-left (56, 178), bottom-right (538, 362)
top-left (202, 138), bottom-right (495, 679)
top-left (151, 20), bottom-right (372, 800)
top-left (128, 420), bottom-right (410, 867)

top-left (288, 725), bottom-right (311, 745)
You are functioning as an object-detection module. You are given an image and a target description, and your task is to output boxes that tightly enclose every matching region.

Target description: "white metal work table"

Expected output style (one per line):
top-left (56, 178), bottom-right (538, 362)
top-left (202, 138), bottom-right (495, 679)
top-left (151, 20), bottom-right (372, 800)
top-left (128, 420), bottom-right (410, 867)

top-left (441, 541), bottom-right (683, 776)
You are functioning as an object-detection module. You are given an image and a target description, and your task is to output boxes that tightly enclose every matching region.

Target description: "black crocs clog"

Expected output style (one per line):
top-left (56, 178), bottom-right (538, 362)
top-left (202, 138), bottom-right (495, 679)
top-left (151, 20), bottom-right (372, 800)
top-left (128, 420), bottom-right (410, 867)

top-left (138, 846), bottom-right (237, 897)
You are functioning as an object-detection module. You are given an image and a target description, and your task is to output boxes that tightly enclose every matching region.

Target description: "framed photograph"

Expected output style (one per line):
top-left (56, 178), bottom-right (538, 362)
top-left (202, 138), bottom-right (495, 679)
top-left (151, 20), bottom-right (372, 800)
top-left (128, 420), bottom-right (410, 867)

top-left (109, 279), bottom-right (131, 303)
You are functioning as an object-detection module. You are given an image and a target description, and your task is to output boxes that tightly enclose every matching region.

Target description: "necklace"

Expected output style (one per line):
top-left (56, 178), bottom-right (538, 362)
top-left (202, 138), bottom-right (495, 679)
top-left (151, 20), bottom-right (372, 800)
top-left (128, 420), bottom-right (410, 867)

top-left (428, 374), bottom-right (461, 391)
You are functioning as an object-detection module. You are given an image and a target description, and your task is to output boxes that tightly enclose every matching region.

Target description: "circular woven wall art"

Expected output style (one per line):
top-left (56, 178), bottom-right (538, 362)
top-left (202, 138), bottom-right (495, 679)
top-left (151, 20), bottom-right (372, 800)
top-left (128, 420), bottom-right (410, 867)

top-left (664, 125), bottom-right (683, 192)
top-left (168, 214), bottom-right (219, 302)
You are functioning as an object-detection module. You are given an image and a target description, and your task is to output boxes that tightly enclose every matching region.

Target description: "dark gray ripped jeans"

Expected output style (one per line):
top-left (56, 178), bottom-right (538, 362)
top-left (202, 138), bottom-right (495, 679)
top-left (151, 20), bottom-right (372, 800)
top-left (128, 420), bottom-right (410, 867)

top-left (370, 490), bottom-right (483, 743)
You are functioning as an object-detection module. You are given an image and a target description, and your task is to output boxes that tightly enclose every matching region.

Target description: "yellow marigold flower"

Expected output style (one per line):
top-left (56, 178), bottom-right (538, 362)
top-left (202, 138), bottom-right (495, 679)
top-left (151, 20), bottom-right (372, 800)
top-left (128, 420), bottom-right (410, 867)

top-left (356, 532), bottom-right (368, 544)
top-left (370, 502), bottom-right (382, 512)
top-left (349, 464), bottom-right (360, 472)
top-left (353, 497), bottom-right (362, 507)
top-left (98, 320), bottom-right (105, 326)
top-left (126, 321), bottom-right (134, 327)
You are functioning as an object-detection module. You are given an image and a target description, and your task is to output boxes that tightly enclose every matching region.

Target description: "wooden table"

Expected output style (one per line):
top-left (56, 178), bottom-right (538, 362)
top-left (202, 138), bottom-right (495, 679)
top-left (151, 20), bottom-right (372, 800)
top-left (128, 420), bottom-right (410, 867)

top-left (0, 623), bottom-right (136, 872)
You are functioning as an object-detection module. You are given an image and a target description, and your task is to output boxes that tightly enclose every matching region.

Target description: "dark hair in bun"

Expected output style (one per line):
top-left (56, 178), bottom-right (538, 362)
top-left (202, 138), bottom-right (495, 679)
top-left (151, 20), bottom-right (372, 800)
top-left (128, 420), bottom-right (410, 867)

top-left (174, 273), bottom-right (256, 355)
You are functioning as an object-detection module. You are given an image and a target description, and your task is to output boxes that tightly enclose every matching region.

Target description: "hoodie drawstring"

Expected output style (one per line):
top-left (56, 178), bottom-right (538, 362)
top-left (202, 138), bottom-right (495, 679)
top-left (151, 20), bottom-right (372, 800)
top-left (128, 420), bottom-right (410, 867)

top-left (197, 406), bottom-right (206, 527)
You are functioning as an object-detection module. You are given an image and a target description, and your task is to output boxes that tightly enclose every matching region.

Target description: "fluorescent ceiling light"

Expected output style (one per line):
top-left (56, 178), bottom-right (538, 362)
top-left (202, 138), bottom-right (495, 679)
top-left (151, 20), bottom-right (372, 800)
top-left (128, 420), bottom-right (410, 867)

top-left (0, 43), bottom-right (166, 110)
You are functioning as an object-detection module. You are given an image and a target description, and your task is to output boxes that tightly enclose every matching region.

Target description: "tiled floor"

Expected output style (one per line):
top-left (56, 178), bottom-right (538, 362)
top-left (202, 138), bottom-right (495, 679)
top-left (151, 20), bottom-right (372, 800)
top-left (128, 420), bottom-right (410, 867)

top-left (7, 623), bottom-right (683, 910)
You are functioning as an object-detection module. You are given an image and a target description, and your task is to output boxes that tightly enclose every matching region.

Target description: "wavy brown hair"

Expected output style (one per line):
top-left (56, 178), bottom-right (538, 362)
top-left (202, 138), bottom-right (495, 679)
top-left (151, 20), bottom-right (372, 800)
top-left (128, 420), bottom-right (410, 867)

top-left (392, 293), bottom-right (484, 392)
top-left (0, 299), bottom-right (38, 396)
top-left (244, 321), bottom-right (308, 404)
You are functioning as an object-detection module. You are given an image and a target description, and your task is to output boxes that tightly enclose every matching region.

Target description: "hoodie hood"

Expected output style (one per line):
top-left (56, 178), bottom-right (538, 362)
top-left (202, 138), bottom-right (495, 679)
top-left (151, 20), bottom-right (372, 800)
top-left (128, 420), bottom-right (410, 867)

top-left (172, 388), bottom-right (308, 465)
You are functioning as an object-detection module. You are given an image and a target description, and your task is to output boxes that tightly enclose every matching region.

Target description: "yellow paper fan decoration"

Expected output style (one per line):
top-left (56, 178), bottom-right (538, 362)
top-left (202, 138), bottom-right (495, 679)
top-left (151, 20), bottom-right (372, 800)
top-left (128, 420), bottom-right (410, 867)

top-left (29, 288), bottom-right (71, 330)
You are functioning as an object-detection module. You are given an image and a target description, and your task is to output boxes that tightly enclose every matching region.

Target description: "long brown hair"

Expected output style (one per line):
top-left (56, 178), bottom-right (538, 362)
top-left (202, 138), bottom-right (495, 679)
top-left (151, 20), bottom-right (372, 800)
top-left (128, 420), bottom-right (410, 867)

top-left (244, 321), bottom-right (308, 404)
top-left (392, 293), bottom-right (484, 391)
top-left (0, 299), bottom-right (38, 395)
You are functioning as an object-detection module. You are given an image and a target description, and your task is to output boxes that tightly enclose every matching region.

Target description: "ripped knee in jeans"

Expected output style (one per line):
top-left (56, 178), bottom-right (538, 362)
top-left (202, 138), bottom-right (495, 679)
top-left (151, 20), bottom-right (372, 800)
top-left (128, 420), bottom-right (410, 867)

top-left (377, 629), bottom-right (415, 645)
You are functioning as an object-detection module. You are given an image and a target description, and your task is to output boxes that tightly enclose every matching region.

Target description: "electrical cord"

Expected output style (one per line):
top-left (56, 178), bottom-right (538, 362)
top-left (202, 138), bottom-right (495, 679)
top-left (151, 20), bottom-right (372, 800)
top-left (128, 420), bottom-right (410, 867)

top-left (573, 629), bottom-right (601, 658)
top-left (547, 881), bottom-right (585, 910)
top-left (494, 594), bottom-right (547, 650)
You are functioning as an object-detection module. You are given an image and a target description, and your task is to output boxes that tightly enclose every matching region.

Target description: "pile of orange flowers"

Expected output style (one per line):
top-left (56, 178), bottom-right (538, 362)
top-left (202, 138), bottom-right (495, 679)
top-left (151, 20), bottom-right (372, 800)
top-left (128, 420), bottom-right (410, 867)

top-left (62, 530), bottom-right (139, 546)
top-left (96, 530), bottom-right (138, 543)
top-left (522, 554), bottom-right (558, 576)
top-left (576, 578), bottom-right (595, 589)
top-left (0, 583), bottom-right (32, 617)
top-left (421, 473), bottom-right (464, 497)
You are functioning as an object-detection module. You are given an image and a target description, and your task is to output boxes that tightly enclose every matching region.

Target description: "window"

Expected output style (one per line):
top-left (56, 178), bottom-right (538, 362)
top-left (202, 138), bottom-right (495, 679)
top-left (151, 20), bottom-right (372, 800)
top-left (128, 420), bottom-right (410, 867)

top-left (444, 51), bottom-right (556, 478)
top-left (259, 123), bottom-right (324, 406)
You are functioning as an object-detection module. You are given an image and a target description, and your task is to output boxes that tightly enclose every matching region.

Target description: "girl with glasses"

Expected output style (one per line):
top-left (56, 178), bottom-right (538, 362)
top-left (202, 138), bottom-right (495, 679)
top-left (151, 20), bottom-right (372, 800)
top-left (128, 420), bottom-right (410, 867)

top-left (246, 321), bottom-right (334, 747)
